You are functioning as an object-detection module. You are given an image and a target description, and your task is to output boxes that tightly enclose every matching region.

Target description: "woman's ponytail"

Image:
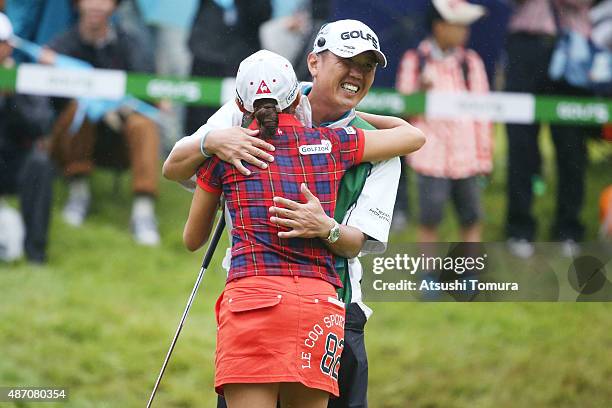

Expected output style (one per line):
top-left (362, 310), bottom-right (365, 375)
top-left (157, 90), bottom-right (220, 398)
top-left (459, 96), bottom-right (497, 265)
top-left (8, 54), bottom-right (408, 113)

top-left (253, 99), bottom-right (279, 138)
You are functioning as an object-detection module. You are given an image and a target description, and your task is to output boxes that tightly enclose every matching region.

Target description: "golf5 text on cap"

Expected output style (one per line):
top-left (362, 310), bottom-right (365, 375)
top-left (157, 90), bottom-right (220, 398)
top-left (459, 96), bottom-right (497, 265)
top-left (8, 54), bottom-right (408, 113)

top-left (312, 19), bottom-right (387, 68)
top-left (235, 50), bottom-right (300, 112)
top-left (433, 0), bottom-right (486, 25)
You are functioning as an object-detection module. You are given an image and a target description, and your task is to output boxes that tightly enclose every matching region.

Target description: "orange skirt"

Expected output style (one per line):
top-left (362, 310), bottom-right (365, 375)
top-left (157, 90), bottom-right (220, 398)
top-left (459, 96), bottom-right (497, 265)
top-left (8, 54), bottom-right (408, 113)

top-left (214, 275), bottom-right (346, 397)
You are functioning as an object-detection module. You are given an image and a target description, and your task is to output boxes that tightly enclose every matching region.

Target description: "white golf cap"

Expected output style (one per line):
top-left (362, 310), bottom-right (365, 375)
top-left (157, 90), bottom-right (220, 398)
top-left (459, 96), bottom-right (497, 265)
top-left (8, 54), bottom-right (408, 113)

top-left (312, 19), bottom-right (387, 68)
top-left (0, 12), bottom-right (13, 42)
top-left (432, 0), bottom-right (486, 25)
top-left (235, 50), bottom-right (300, 112)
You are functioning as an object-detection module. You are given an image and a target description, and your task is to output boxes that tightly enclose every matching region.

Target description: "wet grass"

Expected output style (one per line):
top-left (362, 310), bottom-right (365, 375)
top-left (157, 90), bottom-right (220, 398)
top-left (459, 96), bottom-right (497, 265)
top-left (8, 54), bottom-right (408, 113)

top-left (1, 127), bottom-right (611, 407)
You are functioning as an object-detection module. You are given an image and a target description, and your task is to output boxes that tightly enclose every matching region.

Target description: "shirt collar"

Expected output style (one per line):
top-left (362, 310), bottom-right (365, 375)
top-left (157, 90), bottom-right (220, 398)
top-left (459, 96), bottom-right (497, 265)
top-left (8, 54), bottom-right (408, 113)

top-left (247, 113), bottom-right (303, 130)
top-left (278, 113), bottom-right (303, 127)
top-left (320, 110), bottom-right (351, 127)
top-left (301, 83), bottom-right (313, 95)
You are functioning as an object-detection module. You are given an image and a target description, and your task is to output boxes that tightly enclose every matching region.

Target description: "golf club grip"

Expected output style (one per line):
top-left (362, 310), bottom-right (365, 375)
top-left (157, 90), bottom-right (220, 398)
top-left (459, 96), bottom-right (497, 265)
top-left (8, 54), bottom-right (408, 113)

top-left (201, 214), bottom-right (226, 269)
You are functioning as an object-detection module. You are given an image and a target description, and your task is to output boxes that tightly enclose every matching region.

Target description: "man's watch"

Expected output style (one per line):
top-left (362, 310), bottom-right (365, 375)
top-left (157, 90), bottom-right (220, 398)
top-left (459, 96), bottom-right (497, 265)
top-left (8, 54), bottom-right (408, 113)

top-left (325, 219), bottom-right (341, 244)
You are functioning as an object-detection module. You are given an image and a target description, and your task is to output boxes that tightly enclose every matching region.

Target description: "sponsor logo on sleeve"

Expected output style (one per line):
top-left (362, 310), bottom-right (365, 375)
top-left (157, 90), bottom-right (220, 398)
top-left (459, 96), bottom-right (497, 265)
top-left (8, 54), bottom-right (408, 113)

top-left (369, 207), bottom-right (391, 223)
top-left (299, 139), bottom-right (332, 155)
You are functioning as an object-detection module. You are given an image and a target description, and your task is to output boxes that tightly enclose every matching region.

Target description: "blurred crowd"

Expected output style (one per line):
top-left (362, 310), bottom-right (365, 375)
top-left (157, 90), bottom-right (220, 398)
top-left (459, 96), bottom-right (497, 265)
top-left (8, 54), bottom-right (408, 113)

top-left (0, 0), bottom-right (611, 264)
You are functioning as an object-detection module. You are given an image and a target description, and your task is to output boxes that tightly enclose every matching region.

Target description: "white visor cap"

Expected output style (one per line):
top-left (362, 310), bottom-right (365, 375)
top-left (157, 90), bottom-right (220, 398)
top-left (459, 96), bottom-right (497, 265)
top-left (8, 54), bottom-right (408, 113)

top-left (312, 19), bottom-right (387, 68)
top-left (235, 50), bottom-right (300, 113)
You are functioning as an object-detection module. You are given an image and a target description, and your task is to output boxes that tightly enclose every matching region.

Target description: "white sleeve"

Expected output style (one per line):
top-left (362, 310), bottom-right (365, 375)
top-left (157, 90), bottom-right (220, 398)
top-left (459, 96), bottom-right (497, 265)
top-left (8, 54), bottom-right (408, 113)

top-left (171, 100), bottom-right (243, 181)
top-left (342, 157), bottom-right (401, 254)
top-left (190, 99), bottom-right (243, 138)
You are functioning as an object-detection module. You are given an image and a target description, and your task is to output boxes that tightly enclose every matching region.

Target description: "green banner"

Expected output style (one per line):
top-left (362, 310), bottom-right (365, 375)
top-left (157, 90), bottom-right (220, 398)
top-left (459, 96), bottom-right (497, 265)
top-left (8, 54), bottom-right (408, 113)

top-left (3, 66), bottom-right (611, 125)
top-left (536, 96), bottom-right (611, 126)
top-left (0, 66), bottom-right (17, 91)
top-left (126, 73), bottom-right (223, 106)
top-left (357, 89), bottom-right (426, 117)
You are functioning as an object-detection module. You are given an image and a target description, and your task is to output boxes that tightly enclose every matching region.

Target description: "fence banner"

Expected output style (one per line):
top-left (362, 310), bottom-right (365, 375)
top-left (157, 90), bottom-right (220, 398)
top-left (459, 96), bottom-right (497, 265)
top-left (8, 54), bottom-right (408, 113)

top-left (2, 65), bottom-right (610, 125)
top-left (15, 64), bottom-right (125, 99)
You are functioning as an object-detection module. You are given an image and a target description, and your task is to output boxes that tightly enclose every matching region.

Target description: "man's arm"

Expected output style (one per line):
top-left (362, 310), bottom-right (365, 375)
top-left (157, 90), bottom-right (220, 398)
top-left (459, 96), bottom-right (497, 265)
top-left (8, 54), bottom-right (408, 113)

top-left (324, 225), bottom-right (367, 259)
top-left (162, 126), bottom-right (266, 180)
top-left (162, 100), bottom-right (276, 181)
top-left (343, 157), bottom-right (401, 254)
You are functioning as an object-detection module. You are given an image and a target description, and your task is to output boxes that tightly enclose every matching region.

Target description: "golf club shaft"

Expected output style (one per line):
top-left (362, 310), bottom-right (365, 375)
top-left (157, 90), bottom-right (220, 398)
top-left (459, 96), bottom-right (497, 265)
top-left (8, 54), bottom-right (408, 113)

top-left (146, 214), bottom-right (226, 408)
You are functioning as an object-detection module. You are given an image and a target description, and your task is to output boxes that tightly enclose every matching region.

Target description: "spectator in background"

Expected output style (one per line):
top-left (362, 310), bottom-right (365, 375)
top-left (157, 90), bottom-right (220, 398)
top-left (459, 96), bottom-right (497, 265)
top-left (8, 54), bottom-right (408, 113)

top-left (5, 0), bottom-right (75, 63)
top-left (127, 0), bottom-right (198, 79)
top-left (185, 0), bottom-right (271, 135)
top-left (504, 0), bottom-right (594, 258)
top-left (115, 0), bottom-right (199, 148)
top-left (259, 0), bottom-right (311, 65)
top-left (0, 12), bottom-right (54, 263)
top-left (41, 0), bottom-right (161, 246)
top-left (259, 0), bottom-right (332, 81)
top-left (292, 0), bottom-right (331, 81)
top-left (591, 0), bottom-right (612, 50)
top-left (395, 0), bottom-right (492, 242)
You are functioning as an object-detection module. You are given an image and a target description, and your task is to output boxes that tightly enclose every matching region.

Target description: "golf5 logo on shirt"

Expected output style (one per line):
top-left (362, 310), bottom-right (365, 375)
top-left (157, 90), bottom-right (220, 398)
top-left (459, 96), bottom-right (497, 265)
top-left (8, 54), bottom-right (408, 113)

top-left (299, 139), bottom-right (332, 155)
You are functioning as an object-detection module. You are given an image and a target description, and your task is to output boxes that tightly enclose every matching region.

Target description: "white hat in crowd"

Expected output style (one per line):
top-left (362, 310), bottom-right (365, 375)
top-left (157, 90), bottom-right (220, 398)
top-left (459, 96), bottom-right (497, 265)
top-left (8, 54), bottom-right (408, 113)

top-left (0, 12), bottom-right (13, 42)
top-left (235, 50), bottom-right (300, 113)
top-left (312, 19), bottom-right (387, 68)
top-left (432, 0), bottom-right (486, 25)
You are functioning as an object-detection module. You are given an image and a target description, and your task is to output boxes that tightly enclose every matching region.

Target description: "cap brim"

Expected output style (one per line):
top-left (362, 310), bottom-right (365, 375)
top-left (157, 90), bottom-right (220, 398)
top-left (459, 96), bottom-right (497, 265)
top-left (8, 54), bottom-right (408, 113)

top-left (328, 46), bottom-right (388, 68)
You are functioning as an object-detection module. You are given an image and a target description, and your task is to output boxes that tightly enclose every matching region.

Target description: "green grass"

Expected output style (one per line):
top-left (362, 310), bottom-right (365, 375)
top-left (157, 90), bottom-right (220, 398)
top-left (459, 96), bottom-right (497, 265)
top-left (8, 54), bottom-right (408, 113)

top-left (1, 128), bottom-right (611, 407)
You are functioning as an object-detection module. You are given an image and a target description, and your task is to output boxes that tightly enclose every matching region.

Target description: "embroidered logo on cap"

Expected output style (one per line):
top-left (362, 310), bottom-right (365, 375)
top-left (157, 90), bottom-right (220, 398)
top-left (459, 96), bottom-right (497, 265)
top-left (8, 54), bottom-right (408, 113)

top-left (256, 80), bottom-right (271, 95)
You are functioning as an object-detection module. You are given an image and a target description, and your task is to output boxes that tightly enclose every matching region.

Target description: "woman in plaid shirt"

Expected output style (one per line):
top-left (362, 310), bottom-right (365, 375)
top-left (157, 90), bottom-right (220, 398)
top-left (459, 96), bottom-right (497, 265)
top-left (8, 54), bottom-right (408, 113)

top-left (183, 50), bottom-right (424, 408)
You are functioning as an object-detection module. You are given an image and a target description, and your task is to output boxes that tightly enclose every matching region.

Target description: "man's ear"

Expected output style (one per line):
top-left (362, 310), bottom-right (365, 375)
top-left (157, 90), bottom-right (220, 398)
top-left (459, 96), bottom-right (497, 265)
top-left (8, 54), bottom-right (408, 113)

top-left (307, 52), bottom-right (319, 79)
top-left (235, 98), bottom-right (247, 113)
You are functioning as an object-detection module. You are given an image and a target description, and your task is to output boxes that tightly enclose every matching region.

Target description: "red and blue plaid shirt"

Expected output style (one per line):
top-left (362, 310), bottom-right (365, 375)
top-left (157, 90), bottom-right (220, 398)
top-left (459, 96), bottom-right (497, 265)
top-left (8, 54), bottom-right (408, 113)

top-left (197, 113), bottom-right (365, 288)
